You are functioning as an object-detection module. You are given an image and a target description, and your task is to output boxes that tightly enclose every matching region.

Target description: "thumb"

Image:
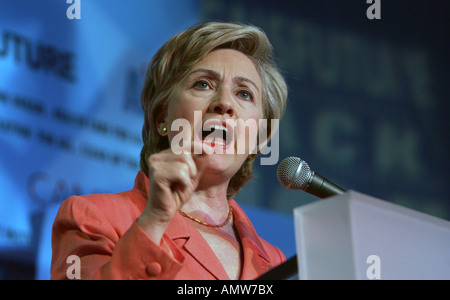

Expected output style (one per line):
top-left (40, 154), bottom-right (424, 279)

top-left (190, 141), bottom-right (214, 177)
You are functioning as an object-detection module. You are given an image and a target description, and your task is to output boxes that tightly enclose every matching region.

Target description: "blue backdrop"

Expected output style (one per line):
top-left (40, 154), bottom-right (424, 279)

top-left (0, 0), bottom-right (448, 279)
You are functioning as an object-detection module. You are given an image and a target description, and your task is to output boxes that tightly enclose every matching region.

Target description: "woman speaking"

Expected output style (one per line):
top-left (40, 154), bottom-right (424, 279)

top-left (50, 22), bottom-right (288, 280)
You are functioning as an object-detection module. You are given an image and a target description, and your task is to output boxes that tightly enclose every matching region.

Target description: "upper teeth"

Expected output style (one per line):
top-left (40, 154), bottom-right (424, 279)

top-left (205, 124), bottom-right (228, 132)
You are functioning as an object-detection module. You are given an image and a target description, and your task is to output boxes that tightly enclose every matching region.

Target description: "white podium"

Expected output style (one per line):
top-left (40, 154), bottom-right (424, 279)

top-left (293, 191), bottom-right (450, 280)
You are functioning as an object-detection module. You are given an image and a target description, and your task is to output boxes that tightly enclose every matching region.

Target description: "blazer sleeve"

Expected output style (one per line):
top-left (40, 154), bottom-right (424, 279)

top-left (50, 196), bottom-right (185, 280)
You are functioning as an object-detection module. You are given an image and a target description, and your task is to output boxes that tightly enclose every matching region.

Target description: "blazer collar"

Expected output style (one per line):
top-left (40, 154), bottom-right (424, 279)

top-left (229, 199), bottom-right (273, 279)
top-left (229, 199), bottom-right (271, 263)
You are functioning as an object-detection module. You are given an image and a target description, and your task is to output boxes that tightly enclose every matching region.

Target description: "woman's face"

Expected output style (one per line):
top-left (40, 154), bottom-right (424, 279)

top-left (164, 48), bottom-right (264, 180)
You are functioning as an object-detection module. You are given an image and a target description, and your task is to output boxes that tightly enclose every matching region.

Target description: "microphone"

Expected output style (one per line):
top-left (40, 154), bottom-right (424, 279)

top-left (277, 156), bottom-right (347, 199)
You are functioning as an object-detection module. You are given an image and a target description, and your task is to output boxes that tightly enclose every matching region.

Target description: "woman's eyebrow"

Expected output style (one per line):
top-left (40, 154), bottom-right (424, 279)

top-left (234, 76), bottom-right (260, 93)
top-left (188, 68), bottom-right (220, 80)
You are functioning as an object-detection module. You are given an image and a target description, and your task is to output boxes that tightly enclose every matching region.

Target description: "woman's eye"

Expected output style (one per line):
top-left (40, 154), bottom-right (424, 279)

top-left (238, 90), bottom-right (253, 101)
top-left (194, 80), bottom-right (210, 89)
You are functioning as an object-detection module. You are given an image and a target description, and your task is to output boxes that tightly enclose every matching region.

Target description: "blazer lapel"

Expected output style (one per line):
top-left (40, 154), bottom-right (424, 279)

top-left (183, 229), bottom-right (230, 280)
top-left (165, 213), bottom-right (230, 280)
top-left (230, 200), bottom-right (272, 280)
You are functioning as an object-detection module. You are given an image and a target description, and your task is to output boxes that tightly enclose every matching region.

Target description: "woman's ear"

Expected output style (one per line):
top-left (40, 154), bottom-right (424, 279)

top-left (159, 124), bottom-right (168, 136)
top-left (154, 109), bottom-right (167, 136)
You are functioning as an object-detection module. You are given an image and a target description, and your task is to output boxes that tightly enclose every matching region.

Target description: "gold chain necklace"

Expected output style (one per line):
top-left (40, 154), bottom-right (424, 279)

top-left (178, 206), bottom-right (233, 228)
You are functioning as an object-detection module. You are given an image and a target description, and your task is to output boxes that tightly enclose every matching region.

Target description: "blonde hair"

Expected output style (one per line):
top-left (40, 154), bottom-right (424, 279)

top-left (140, 22), bottom-right (287, 198)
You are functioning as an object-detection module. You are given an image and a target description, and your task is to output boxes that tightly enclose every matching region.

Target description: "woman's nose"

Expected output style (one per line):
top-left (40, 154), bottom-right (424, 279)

top-left (208, 89), bottom-right (235, 117)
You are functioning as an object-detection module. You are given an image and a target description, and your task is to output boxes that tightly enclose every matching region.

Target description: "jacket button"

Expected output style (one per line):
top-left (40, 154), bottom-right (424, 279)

top-left (146, 262), bottom-right (162, 277)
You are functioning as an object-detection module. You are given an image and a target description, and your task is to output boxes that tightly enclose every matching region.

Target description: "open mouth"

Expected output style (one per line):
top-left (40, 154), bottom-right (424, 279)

top-left (200, 120), bottom-right (233, 149)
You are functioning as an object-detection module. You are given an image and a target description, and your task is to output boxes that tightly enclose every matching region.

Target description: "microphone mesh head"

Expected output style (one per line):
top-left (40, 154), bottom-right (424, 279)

top-left (277, 156), bottom-right (311, 190)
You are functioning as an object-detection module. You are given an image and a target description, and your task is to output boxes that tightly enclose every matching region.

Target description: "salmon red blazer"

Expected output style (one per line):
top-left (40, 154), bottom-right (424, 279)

top-left (50, 171), bottom-right (286, 280)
